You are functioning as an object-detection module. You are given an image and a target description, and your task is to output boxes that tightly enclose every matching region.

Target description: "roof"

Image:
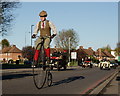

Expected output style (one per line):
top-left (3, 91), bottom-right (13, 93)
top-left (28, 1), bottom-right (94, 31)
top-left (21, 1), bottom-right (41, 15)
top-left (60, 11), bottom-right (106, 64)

top-left (1, 47), bottom-right (11, 53)
top-left (95, 51), bottom-right (106, 57)
top-left (103, 50), bottom-right (115, 58)
top-left (50, 48), bottom-right (66, 53)
top-left (95, 49), bottom-right (115, 58)
top-left (82, 49), bottom-right (94, 56)
top-left (77, 47), bottom-right (95, 59)
top-left (77, 49), bottom-right (87, 58)
top-left (1, 45), bottom-right (22, 53)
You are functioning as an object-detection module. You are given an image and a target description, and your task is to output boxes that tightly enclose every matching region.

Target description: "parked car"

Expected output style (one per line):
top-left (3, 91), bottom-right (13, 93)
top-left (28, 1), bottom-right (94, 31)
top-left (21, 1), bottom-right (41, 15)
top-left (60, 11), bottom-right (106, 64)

top-left (99, 61), bottom-right (110, 70)
top-left (93, 63), bottom-right (99, 67)
top-left (110, 62), bottom-right (118, 69)
top-left (81, 61), bottom-right (93, 68)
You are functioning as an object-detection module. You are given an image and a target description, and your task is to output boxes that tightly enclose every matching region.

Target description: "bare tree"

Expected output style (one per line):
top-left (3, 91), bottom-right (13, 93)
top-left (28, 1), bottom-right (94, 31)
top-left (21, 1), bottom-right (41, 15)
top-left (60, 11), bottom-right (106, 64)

top-left (0, 0), bottom-right (21, 36)
top-left (101, 44), bottom-right (111, 53)
top-left (54, 29), bottom-right (79, 50)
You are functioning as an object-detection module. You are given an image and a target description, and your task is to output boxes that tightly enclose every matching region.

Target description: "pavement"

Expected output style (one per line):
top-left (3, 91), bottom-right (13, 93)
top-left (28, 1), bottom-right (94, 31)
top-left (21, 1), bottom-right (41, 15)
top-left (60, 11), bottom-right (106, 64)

top-left (89, 66), bottom-right (120, 95)
top-left (100, 74), bottom-right (120, 95)
top-left (1, 68), bottom-right (32, 74)
top-left (1, 66), bottom-right (120, 95)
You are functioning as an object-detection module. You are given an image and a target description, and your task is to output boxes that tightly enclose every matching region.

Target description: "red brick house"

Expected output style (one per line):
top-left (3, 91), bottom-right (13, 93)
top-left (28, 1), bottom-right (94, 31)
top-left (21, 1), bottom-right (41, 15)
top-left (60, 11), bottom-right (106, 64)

top-left (77, 46), bottom-right (115, 62)
top-left (103, 49), bottom-right (115, 60)
top-left (77, 46), bottom-right (95, 63)
top-left (95, 48), bottom-right (107, 60)
top-left (95, 48), bottom-right (115, 61)
top-left (0, 45), bottom-right (22, 62)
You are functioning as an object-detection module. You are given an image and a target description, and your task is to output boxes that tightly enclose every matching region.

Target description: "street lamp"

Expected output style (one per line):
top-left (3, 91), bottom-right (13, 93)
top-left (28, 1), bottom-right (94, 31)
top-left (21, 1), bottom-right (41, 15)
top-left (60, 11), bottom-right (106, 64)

top-left (68, 37), bottom-right (71, 66)
top-left (31, 25), bottom-right (34, 46)
top-left (25, 31), bottom-right (27, 47)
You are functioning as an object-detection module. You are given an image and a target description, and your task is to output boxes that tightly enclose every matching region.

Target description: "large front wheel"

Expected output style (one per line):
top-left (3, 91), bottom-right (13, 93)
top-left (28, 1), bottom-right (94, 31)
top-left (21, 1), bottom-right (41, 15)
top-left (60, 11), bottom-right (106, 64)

top-left (33, 44), bottom-right (47, 89)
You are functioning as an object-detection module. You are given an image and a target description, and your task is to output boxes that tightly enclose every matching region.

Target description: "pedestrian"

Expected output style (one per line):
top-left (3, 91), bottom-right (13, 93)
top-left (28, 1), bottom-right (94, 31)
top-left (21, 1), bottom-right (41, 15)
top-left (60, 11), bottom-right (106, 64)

top-left (32, 10), bottom-right (57, 63)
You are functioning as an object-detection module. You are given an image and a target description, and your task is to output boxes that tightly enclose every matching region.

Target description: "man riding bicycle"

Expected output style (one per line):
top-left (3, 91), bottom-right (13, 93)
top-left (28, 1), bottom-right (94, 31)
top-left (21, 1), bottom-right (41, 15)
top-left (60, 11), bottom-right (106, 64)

top-left (32, 10), bottom-right (57, 63)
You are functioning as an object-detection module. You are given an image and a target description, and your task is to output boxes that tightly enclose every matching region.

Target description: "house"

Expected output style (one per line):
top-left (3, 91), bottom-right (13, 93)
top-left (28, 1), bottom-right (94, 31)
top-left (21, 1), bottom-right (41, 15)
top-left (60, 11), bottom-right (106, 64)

top-left (77, 46), bottom-right (95, 62)
top-left (0, 45), bottom-right (22, 62)
top-left (77, 46), bottom-right (115, 62)
top-left (95, 48), bottom-right (115, 61)
top-left (95, 48), bottom-right (106, 60)
top-left (103, 49), bottom-right (115, 60)
top-left (111, 50), bottom-right (118, 60)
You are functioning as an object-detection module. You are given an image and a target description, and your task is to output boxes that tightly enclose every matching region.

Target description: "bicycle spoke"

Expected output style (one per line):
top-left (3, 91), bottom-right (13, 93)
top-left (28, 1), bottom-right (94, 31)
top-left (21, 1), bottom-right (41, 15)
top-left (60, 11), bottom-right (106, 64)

top-left (47, 71), bottom-right (52, 87)
top-left (32, 38), bottom-right (53, 89)
top-left (33, 45), bottom-right (47, 89)
top-left (33, 63), bottom-right (47, 89)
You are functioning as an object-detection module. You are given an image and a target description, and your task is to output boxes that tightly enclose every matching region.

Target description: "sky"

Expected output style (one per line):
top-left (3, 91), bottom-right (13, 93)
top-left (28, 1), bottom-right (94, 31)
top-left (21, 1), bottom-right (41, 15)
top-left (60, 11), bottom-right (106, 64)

top-left (2, 1), bottom-right (118, 51)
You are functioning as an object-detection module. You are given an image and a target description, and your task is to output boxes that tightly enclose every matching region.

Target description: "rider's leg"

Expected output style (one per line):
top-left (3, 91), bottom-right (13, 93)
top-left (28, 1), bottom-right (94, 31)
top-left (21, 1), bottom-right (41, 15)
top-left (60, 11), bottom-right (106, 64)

top-left (34, 37), bottom-right (42, 61)
top-left (44, 48), bottom-right (50, 57)
top-left (44, 37), bottom-right (51, 58)
top-left (34, 50), bottom-right (40, 61)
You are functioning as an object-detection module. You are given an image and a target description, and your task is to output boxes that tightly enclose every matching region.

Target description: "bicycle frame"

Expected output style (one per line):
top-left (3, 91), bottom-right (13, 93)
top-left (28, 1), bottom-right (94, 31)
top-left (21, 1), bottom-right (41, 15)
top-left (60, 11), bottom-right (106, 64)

top-left (32, 36), bottom-right (52, 89)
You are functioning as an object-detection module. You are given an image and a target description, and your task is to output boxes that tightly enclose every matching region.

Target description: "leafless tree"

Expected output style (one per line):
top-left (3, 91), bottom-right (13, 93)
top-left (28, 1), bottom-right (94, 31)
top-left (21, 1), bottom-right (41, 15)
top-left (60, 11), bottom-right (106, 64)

top-left (0, 0), bottom-right (21, 36)
top-left (54, 29), bottom-right (79, 50)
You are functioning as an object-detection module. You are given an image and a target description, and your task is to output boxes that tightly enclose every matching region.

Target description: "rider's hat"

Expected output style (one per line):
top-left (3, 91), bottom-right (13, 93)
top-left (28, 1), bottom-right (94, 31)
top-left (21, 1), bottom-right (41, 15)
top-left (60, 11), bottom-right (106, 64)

top-left (39, 10), bottom-right (47, 17)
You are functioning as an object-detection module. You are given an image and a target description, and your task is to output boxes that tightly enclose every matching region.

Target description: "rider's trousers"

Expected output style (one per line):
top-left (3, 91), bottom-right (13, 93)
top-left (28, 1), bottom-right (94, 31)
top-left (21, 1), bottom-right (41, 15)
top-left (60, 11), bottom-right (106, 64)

top-left (35, 37), bottom-right (51, 50)
top-left (34, 37), bottom-right (51, 60)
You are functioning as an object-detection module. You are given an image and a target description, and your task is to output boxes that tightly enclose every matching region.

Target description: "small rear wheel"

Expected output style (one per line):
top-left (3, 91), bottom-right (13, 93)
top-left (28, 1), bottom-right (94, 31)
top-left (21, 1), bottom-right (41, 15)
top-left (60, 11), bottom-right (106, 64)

top-left (47, 72), bottom-right (52, 87)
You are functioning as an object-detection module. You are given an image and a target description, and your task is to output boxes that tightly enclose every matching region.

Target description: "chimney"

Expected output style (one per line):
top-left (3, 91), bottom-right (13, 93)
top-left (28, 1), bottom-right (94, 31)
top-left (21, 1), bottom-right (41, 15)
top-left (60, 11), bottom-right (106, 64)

top-left (54, 46), bottom-right (57, 48)
top-left (98, 48), bottom-right (102, 57)
top-left (12, 45), bottom-right (16, 47)
top-left (88, 47), bottom-right (92, 50)
top-left (79, 46), bottom-right (83, 49)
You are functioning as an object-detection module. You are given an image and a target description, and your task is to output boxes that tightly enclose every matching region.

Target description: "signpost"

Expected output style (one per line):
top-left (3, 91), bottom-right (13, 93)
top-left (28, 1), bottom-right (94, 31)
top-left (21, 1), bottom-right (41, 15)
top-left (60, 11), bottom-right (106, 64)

top-left (71, 52), bottom-right (77, 66)
top-left (71, 52), bottom-right (77, 59)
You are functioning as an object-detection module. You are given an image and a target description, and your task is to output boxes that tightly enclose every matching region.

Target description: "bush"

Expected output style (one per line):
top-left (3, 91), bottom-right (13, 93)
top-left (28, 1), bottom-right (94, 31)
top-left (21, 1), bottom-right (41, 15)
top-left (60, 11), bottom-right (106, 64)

top-left (69, 60), bottom-right (78, 66)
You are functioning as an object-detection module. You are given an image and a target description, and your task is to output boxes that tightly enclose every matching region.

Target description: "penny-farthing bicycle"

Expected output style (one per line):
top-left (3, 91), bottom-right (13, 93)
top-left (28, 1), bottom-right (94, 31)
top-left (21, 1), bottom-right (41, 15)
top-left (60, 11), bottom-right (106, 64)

top-left (32, 36), bottom-right (52, 89)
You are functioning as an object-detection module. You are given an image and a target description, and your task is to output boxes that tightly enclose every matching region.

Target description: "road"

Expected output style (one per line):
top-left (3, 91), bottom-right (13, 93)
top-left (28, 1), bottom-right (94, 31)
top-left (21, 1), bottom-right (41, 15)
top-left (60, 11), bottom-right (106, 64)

top-left (2, 66), bottom-right (117, 94)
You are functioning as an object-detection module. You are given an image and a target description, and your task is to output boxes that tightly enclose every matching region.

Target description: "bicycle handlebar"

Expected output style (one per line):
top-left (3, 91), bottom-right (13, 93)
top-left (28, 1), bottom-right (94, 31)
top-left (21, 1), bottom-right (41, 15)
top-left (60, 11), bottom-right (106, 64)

top-left (32, 35), bottom-right (51, 39)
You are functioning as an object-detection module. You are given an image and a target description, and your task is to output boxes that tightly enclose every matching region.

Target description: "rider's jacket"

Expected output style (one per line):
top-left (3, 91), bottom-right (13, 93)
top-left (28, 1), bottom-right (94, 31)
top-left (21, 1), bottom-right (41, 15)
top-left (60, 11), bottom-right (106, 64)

top-left (39, 20), bottom-right (51, 37)
top-left (33, 20), bottom-right (57, 37)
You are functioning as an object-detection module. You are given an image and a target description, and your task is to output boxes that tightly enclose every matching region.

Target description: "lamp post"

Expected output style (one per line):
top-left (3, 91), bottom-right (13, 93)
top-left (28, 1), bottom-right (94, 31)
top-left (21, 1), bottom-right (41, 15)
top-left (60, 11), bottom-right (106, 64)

top-left (25, 31), bottom-right (27, 47)
top-left (68, 37), bottom-right (71, 66)
top-left (31, 25), bottom-right (34, 46)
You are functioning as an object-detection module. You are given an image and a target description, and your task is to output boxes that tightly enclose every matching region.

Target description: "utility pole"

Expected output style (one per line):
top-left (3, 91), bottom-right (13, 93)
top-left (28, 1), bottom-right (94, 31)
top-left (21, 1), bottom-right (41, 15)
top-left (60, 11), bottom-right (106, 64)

top-left (31, 25), bottom-right (34, 46)
top-left (68, 37), bottom-right (71, 66)
top-left (25, 31), bottom-right (26, 47)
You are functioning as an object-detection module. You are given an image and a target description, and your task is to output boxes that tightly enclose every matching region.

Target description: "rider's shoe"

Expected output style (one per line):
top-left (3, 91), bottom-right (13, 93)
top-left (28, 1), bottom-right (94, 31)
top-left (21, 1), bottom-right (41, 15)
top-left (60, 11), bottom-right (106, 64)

top-left (46, 57), bottom-right (50, 64)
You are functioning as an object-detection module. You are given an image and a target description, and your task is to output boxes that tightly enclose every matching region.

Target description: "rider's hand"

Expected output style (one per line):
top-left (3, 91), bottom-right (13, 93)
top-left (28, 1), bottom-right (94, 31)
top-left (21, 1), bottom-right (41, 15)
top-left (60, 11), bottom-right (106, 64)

top-left (32, 34), bottom-right (36, 38)
top-left (50, 34), bottom-right (56, 39)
